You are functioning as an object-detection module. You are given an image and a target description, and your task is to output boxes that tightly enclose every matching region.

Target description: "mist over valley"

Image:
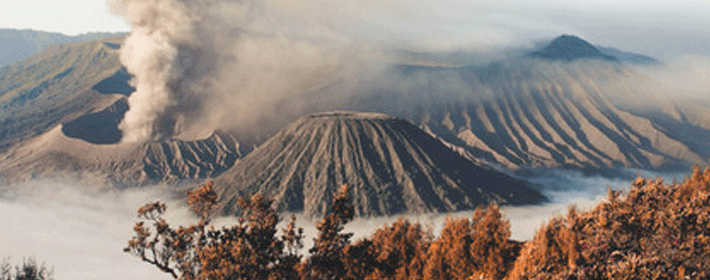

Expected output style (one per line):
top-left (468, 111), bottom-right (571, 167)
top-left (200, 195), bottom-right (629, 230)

top-left (2, 0), bottom-right (710, 278)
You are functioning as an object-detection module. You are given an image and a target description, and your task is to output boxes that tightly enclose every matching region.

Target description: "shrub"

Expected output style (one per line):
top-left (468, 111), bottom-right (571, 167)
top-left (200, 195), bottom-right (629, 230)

top-left (0, 257), bottom-right (53, 280)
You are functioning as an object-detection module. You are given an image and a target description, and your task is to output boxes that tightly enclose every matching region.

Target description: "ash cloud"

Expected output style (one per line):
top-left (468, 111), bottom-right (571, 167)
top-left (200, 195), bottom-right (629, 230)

top-left (108, 0), bottom-right (710, 143)
top-left (106, 0), bottom-right (567, 143)
top-left (109, 0), bottom-right (378, 143)
top-left (109, 0), bottom-right (245, 142)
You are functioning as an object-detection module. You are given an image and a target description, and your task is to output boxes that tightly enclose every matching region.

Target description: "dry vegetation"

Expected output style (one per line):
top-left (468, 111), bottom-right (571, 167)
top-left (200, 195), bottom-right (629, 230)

top-left (0, 257), bottom-right (53, 280)
top-left (126, 166), bottom-right (710, 279)
top-left (509, 166), bottom-right (710, 279)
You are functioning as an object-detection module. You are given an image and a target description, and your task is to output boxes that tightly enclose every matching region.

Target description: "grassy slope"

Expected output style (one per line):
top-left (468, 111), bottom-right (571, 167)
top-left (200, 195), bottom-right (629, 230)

top-left (0, 37), bottom-right (126, 150)
top-left (0, 28), bottom-right (125, 67)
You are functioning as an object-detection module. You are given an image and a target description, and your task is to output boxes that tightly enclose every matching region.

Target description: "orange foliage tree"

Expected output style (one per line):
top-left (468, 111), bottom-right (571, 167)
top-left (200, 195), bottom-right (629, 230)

top-left (124, 181), bottom-right (303, 279)
top-left (303, 185), bottom-right (356, 280)
top-left (126, 182), bottom-right (522, 280)
top-left (359, 218), bottom-right (431, 280)
top-left (424, 204), bottom-right (518, 280)
top-left (508, 166), bottom-right (710, 279)
top-left (127, 167), bottom-right (710, 280)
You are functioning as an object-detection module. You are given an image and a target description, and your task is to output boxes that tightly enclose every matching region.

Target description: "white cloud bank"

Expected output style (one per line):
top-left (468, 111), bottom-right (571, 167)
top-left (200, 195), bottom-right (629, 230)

top-left (2, 169), bottom-right (685, 278)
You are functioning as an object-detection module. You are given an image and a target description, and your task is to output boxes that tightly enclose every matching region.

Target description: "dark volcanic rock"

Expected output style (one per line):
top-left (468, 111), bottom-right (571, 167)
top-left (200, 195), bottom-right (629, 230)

top-left (215, 111), bottom-right (546, 217)
top-left (62, 98), bottom-right (127, 144)
top-left (527, 35), bottom-right (617, 62)
top-left (91, 68), bottom-right (134, 96)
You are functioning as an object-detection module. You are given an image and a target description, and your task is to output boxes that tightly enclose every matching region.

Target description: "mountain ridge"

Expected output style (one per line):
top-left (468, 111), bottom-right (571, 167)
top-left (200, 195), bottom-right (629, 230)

top-left (0, 28), bottom-right (126, 67)
top-left (0, 34), bottom-right (708, 189)
top-left (0, 36), bottom-right (129, 150)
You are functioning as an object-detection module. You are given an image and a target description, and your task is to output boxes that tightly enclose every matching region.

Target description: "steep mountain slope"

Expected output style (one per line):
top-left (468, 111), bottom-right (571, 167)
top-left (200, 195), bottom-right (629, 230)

top-left (0, 36), bottom-right (129, 150)
top-left (215, 111), bottom-right (546, 217)
top-left (0, 28), bottom-right (124, 67)
top-left (0, 124), bottom-right (241, 187)
top-left (356, 59), bottom-right (705, 171)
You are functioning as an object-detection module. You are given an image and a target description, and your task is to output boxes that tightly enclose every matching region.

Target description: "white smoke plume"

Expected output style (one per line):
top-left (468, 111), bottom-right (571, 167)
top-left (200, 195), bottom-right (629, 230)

top-left (109, 0), bottom-right (245, 142)
top-left (109, 0), bottom-right (376, 143)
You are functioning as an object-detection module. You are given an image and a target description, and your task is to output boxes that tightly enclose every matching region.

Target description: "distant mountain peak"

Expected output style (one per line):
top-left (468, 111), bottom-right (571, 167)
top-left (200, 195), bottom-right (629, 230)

top-left (527, 35), bottom-right (617, 62)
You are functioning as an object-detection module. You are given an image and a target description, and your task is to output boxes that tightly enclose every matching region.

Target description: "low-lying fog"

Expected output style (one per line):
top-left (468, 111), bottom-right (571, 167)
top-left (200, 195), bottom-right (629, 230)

top-left (0, 169), bottom-right (686, 279)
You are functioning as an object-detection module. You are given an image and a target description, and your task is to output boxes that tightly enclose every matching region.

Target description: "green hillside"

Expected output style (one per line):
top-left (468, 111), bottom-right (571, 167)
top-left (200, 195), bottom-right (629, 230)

top-left (0, 36), bottom-right (129, 149)
top-left (0, 28), bottom-right (124, 67)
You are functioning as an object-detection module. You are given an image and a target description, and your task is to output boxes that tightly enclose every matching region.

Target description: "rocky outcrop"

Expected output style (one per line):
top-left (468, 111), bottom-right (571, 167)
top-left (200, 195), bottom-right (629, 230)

top-left (0, 126), bottom-right (242, 187)
top-left (141, 132), bottom-right (242, 184)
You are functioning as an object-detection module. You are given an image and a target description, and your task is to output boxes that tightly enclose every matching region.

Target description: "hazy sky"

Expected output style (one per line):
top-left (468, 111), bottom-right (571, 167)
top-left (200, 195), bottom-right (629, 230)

top-left (0, 0), bottom-right (709, 58)
top-left (0, 0), bottom-right (129, 35)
